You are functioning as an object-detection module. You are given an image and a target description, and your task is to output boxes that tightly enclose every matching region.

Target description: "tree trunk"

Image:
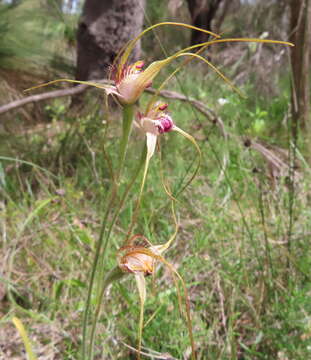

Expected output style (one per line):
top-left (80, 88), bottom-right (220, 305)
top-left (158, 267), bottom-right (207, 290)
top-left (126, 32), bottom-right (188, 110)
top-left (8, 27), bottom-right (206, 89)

top-left (214, 0), bottom-right (231, 34)
top-left (76, 0), bottom-right (145, 81)
top-left (186, 0), bottom-right (224, 45)
top-left (289, 0), bottom-right (311, 135)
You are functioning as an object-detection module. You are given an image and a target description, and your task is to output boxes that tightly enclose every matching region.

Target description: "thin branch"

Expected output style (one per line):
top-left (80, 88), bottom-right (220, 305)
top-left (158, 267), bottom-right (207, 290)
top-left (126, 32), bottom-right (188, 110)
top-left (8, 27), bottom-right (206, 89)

top-left (1, 79), bottom-right (301, 197)
top-left (0, 84), bottom-right (89, 115)
top-left (0, 80), bottom-right (226, 137)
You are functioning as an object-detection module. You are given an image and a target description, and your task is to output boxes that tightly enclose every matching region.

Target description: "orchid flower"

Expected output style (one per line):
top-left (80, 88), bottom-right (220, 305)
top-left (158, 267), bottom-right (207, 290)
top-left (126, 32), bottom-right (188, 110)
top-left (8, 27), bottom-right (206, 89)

top-left (136, 102), bottom-right (174, 161)
top-left (117, 223), bottom-right (196, 360)
top-left (136, 101), bottom-right (201, 198)
top-left (24, 19), bottom-right (293, 106)
top-left (123, 101), bottom-right (202, 240)
top-left (107, 60), bottom-right (152, 104)
top-left (24, 22), bottom-right (219, 105)
top-left (22, 22), bottom-right (294, 360)
top-left (104, 36), bottom-right (294, 105)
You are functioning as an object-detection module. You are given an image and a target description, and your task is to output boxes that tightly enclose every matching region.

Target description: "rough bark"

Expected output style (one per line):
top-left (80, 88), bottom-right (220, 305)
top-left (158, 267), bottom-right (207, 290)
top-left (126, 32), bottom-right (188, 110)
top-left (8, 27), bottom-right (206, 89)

top-left (289, 0), bottom-right (311, 134)
top-left (76, 0), bottom-right (145, 81)
top-left (186, 0), bottom-right (224, 45)
top-left (214, 0), bottom-right (231, 34)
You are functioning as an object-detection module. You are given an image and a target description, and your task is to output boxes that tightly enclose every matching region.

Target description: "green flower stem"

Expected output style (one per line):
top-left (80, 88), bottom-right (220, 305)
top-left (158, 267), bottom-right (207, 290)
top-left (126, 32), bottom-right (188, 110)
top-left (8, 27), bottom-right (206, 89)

top-left (83, 104), bottom-right (135, 359)
top-left (88, 267), bottom-right (127, 360)
top-left (100, 144), bottom-right (147, 269)
top-left (82, 183), bottom-right (118, 359)
top-left (125, 144), bottom-right (150, 240)
top-left (118, 105), bottom-right (135, 179)
top-left (88, 145), bottom-right (146, 359)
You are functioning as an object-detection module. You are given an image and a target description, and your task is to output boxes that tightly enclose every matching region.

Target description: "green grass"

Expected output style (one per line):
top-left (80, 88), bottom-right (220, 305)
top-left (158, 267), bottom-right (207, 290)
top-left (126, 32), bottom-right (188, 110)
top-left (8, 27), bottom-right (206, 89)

top-left (1, 69), bottom-right (311, 359)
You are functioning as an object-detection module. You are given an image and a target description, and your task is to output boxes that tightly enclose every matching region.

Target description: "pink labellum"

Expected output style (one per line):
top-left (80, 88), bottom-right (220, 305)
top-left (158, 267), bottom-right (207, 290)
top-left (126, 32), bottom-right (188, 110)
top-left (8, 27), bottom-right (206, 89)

top-left (156, 115), bottom-right (174, 134)
top-left (136, 102), bottom-right (175, 161)
top-left (137, 102), bottom-right (174, 136)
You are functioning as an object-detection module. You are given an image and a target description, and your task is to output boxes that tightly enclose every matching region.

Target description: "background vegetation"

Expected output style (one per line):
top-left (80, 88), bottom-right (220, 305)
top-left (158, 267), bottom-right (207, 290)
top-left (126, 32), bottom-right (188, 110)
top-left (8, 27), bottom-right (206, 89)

top-left (0, 0), bottom-right (311, 359)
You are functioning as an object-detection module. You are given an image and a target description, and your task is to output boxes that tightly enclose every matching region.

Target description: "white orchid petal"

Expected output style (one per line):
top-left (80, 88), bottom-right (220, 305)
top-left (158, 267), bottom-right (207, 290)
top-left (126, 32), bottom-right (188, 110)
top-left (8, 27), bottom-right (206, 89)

top-left (116, 74), bottom-right (141, 104)
top-left (135, 272), bottom-right (146, 360)
top-left (135, 272), bottom-right (146, 305)
top-left (104, 86), bottom-right (123, 98)
top-left (141, 118), bottom-right (159, 135)
top-left (146, 132), bottom-right (157, 161)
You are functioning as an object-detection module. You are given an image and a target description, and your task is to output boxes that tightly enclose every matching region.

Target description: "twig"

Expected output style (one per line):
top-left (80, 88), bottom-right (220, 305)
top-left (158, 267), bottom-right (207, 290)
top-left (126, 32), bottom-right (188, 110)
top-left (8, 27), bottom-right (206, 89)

top-left (0, 84), bottom-right (89, 115)
top-left (145, 88), bottom-right (227, 137)
top-left (0, 80), bottom-right (227, 137)
top-left (121, 341), bottom-right (177, 360)
top-left (215, 273), bottom-right (226, 329)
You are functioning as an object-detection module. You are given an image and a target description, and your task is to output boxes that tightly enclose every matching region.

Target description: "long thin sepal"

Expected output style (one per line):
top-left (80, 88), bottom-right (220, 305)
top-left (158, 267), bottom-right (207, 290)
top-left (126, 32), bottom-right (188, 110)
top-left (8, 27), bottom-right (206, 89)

top-left (205, 37), bottom-right (294, 48)
top-left (24, 78), bottom-right (110, 92)
top-left (172, 126), bottom-right (202, 197)
top-left (135, 273), bottom-right (146, 360)
top-left (176, 52), bottom-right (244, 97)
top-left (146, 38), bottom-right (294, 110)
top-left (118, 22), bottom-right (220, 72)
top-left (158, 140), bottom-right (180, 202)
top-left (158, 201), bottom-right (179, 253)
top-left (125, 133), bottom-right (156, 240)
top-left (129, 248), bottom-right (196, 360)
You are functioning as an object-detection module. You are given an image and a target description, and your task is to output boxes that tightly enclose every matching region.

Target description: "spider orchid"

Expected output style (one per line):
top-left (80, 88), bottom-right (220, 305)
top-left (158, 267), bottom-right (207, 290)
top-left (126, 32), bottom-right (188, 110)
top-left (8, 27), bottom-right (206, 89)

top-left (107, 60), bottom-right (152, 105)
top-left (106, 22), bottom-right (218, 105)
top-left (117, 228), bottom-right (196, 360)
top-left (23, 22), bottom-right (294, 360)
top-left (24, 20), bottom-right (293, 106)
top-left (24, 22), bottom-right (219, 105)
top-left (123, 101), bottom-right (201, 240)
top-left (136, 101), bottom-right (174, 160)
top-left (136, 101), bottom-right (201, 198)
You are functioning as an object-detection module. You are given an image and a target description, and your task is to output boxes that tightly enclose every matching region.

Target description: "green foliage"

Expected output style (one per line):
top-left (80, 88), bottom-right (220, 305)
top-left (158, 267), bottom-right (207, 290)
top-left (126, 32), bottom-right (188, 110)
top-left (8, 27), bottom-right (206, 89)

top-left (0, 0), bottom-right (75, 73)
top-left (1, 69), bottom-right (311, 358)
top-left (0, 5), bottom-right (309, 359)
